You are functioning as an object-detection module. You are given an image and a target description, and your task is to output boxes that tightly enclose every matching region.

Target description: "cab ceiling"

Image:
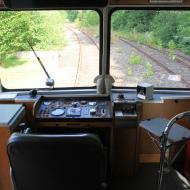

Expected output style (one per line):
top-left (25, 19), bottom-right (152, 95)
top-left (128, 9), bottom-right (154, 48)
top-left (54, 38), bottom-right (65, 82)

top-left (1, 0), bottom-right (190, 9)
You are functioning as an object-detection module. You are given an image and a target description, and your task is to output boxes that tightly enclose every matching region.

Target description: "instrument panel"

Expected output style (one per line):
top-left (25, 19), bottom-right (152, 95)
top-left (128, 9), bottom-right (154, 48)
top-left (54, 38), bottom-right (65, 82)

top-left (34, 96), bottom-right (113, 121)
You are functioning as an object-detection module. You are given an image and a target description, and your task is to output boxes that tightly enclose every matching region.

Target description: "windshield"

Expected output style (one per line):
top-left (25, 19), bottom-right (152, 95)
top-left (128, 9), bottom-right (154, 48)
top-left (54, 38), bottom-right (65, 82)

top-left (110, 10), bottom-right (190, 88)
top-left (0, 10), bottom-right (99, 89)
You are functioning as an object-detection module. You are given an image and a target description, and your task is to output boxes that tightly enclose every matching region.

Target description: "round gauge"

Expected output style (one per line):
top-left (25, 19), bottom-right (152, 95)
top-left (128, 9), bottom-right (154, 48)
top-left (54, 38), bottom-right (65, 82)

top-left (43, 101), bottom-right (52, 106)
top-left (51, 108), bottom-right (65, 116)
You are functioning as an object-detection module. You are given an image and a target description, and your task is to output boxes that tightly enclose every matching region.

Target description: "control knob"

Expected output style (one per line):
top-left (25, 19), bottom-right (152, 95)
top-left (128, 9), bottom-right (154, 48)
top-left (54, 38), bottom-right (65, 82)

top-left (117, 94), bottom-right (125, 100)
top-left (72, 102), bottom-right (78, 107)
top-left (90, 108), bottom-right (96, 116)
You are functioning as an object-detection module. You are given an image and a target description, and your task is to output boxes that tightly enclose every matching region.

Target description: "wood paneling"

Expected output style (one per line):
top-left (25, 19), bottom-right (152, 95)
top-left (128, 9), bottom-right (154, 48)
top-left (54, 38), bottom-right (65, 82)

top-left (139, 99), bottom-right (190, 163)
top-left (113, 127), bottom-right (139, 177)
top-left (0, 127), bottom-right (12, 190)
top-left (139, 153), bottom-right (160, 163)
top-left (113, 99), bottom-right (190, 172)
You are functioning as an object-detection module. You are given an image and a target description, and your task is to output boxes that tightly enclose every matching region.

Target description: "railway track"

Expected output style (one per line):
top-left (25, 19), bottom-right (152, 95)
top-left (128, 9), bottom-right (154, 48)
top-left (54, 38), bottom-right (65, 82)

top-left (66, 26), bottom-right (82, 87)
top-left (175, 54), bottom-right (190, 69)
top-left (66, 26), bottom-right (99, 87)
top-left (131, 40), bottom-right (190, 70)
top-left (119, 37), bottom-right (190, 87)
top-left (81, 30), bottom-right (99, 49)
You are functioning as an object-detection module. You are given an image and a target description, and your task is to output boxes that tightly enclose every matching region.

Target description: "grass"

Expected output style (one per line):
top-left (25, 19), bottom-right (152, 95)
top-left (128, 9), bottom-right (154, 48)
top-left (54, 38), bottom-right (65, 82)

top-left (116, 47), bottom-right (124, 54)
top-left (1, 54), bottom-right (26, 68)
top-left (127, 67), bottom-right (133, 76)
top-left (112, 29), bottom-right (190, 57)
top-left (145, 62), bottom-right (154, 77)
top-left (130, 51), bottom-right (142, 65)
top-left (113, 30), bottom-right (163, 49)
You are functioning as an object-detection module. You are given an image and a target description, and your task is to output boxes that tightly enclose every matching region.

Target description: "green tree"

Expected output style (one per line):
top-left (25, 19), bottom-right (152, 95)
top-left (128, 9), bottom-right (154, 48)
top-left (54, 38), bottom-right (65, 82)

top-left (0, 11), bottom-right (66, 65)
top-left (151, 11), bottom-right (178, 46)
top-left (176, 12), bottom-right (190, 54)
top-left (0, 12), bottom-right (45, 61)
top-left (66, 10), bottom-right (78, 22)
top-left (78, 10), bottom-right (99, 27)
top-left (112, 10), bottom-right (156, 32)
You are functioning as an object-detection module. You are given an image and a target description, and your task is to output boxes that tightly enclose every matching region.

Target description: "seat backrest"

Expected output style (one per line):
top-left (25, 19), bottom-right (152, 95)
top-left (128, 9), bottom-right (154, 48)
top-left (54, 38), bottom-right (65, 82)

top-left (7, 133), bottom-right (106, 190)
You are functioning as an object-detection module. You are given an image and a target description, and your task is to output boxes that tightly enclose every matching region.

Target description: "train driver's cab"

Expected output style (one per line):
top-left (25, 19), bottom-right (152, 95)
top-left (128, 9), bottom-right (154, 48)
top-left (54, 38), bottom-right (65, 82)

top-left (1, 0), bottom-right (190, 190)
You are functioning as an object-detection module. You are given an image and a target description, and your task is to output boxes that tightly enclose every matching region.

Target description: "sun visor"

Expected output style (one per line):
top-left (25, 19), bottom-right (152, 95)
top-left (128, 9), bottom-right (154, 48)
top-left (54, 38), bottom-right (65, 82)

top-left (3, 0), bottom-right (108, 9)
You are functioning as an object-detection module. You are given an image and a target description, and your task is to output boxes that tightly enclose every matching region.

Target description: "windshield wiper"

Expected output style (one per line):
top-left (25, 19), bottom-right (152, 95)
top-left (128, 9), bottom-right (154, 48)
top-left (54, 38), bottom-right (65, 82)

top-left (27, 40), bottom-right (55, 88)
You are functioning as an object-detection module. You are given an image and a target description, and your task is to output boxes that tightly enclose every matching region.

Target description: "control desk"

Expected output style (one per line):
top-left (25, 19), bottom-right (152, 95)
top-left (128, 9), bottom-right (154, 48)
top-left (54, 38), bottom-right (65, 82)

top-left (33, 96), bottom-right (113, 127)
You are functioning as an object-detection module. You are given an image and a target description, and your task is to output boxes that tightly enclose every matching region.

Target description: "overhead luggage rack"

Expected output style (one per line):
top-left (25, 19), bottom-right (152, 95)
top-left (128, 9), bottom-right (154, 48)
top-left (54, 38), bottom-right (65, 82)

top-left (140, 111), bottom-right (190, 190)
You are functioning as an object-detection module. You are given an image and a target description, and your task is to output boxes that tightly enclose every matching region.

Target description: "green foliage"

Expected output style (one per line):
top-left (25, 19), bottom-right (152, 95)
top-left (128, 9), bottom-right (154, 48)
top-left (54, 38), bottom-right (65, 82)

top-left (176, 12), bottom-right (190, 54)
top-left (112, 11), bottom-right (128, 31)
top-left (155, 39), bottom-right (163, 50)
top-left (168, 40), bottom-right (176, 61)
top-left (145, 62), bottom-right (154, 77)
top-left (116, 47), bottom-right (124, 53)
top-left (66, 10), bottom-right (78, 22)
top-left (130, 51), bottom-right (142, 65)
top-left (77, 11), bottom-right (99, 27)
top-left (0, 12), bottom-right (38, 58)
top-left (0, 11), bottom-right (66, 67)
top-left (168, 40), bottom-right (176, 50)
top-left (111, 10), bottom-right (190, 55)
top-left (112, 10), bottom-right (156, 32)
top-left (127, 67), bottom-right (133, 76)
top-left (1, 54), bottom-right (26, 68)
top-left (34, 11), bottom-right (66, 50)
top-left (150, 11), bottom-right (178, 46)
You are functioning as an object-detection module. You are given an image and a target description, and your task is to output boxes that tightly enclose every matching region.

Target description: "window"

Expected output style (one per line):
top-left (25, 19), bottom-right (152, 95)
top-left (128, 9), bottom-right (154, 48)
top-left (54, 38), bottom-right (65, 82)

top-left (110, 10), bottom-right (190, 88)
top-left (0, 10), bottom-right (100, 89)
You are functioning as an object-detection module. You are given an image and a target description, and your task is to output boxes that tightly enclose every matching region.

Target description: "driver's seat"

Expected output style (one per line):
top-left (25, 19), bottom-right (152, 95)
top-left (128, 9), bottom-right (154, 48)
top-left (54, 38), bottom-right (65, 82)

top-left (7, 133), bottom-right (107, 190)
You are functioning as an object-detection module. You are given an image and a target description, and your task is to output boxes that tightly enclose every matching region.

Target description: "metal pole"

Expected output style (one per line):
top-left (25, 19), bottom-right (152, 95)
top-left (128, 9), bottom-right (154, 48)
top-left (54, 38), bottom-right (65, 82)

top-left (102, 7), bottom-right (109, 94)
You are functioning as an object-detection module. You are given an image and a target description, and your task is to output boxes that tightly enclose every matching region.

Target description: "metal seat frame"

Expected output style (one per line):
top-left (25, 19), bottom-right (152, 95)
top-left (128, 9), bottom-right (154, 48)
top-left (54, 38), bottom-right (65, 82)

top-left (140, 111), bottom-right (190, 190)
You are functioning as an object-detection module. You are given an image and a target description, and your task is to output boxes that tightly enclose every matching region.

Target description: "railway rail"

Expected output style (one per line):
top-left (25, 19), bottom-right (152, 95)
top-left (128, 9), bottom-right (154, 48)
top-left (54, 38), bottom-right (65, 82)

top-left (131, 40), bottom-right (190, 70)
top-left (81, 30), bottom-right (99, 49)
top-left (119, 37), bottom-right (190, 87)
top-left (66, 26), bottom-right (99, 87)
top-left (66, 26), bottom-right (82, 87)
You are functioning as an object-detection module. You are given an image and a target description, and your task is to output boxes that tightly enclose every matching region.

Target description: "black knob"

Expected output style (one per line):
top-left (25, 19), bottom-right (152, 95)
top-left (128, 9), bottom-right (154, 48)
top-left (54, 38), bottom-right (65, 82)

top-left (72, 102), bottom-right (78, 107)
top-left (90, 108), bottom-right (96, 115)
top-left (29, 89), bottom-right (37, 98)
top-left (118, 94), bottom-right (124, 99)
top-left (19, 123), bottom-right (27, 131)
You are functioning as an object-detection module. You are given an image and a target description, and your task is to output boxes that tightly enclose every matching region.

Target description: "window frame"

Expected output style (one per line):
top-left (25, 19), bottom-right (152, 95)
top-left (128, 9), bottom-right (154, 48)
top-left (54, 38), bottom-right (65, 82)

top-left (108, 7), bottom-right (190, 91)
top-left (0, 8), bottom-right (103, 91)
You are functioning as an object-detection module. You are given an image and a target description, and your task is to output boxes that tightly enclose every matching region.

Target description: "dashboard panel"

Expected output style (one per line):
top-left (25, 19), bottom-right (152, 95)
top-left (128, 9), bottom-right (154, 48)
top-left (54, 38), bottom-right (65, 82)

top-left (33, 96), bottom-right (113, 122)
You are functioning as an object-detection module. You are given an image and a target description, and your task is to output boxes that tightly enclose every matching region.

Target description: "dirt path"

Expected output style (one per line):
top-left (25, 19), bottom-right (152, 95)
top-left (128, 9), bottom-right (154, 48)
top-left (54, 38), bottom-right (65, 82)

top-left (58, 25), bottom-right (99, 87)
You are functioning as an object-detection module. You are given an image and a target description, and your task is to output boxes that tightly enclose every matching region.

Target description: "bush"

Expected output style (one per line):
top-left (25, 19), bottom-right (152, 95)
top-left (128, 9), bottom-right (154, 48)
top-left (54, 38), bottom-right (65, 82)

top-left (130, 51), bottom-right (142, 65)
top-left (145, 62), bottom-right (154, 77)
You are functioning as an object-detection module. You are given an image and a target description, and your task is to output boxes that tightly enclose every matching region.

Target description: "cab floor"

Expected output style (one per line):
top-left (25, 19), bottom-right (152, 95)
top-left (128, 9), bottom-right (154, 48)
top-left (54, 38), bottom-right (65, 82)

top-left (110, 164), bottom-right (190, 190)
